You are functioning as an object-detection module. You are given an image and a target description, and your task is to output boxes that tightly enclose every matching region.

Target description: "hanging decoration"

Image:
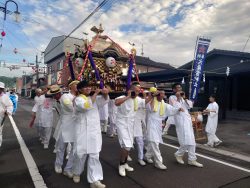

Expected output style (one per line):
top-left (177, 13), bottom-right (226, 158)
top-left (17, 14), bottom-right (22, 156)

top-left (181, 77), bottom-right (185, 84)
top-left (1, 31), bottom-right (6, 37)
top-left (226, 66), bottom-right (230, 76)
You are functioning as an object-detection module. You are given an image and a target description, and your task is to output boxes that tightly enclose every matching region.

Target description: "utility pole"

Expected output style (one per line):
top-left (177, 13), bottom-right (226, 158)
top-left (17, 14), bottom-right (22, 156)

top-left (23, 71), bottom-right (27, 97)
top-left (36, 54), bottom-right (39, 88)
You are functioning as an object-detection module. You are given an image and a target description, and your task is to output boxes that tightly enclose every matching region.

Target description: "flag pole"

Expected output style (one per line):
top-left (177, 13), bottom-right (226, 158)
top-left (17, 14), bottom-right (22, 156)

top-left (189, 36), bottom-right (199, 99)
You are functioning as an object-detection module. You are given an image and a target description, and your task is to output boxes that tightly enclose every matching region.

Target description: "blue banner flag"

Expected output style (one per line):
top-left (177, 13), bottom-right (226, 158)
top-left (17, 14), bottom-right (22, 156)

top-left (190, 37), bottom-right (211, 101)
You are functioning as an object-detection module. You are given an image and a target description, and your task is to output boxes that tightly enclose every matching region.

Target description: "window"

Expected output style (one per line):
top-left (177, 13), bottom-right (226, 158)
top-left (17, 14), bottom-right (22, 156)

top-left (57, 60), bottom-right (63, 70)
top-left (48, 66), bottom-right (52, 74)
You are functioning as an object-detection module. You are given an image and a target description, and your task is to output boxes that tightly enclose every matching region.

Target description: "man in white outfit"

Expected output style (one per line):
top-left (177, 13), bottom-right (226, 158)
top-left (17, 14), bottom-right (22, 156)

top-left (40, 85), bottom-right (61, 149)
top-left (115, 83), bottom-right (150, 177)
top-left (145, 88), bottom-right (181, 170)
top-left (72, 80), bottom-right (109, 188)
top-left (0, 82), bottom-right (13, 147)
top-left (133, 92), bottom-right (147, 166)
top-left (54, 80), bottom-right (79, 178)
top-left (162, 84), bottom-right (180, 135)
top-left (203, 94), bottom-right (222, 147)
top-left (30, 88), bottom-right (45, 140)
top-left (173, 91), bottom-right (203, 168)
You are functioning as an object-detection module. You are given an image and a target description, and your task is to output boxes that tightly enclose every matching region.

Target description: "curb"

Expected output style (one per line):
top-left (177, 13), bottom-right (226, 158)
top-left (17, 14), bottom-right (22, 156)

top-left (163, 135), bottom-right (250, 163)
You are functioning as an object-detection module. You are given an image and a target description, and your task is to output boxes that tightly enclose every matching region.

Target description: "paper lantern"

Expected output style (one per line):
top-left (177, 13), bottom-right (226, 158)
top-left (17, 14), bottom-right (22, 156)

top-left (105, 57), bottom-right (116, 68)
top-left (1, 31), bottom-right (6, 37)
top-left (75, 58), bottom-right (84, 67)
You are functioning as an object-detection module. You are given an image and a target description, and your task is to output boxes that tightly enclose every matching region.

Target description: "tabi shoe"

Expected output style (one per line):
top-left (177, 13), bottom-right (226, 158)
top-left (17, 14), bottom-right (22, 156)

top-left (175, 154), bottom-right (185, 165)
top-left (138, 159), bottom-right (146, 166)
top-left (66, 153), bottom-right (70, 160)
top-left (204, 143), bottom-right (214, 148)
top-left (63, 171), bottom-right (73, 178)
top-left (108, 134), bottom-right (114, 138)
top-left (188, 160), bottom-right (204, 168)
top-left (214, 140), bottom-right (222, 147)
top-left (127, 155), bottom-right (133, 162)
top-left (118, 165), bottom-right (126, 177)
top-left (55, 166), bottom-right (62, 174)
top-left (44, 144), bottom-right (49, 149)
top-left (144, 158), bottom-right (154, 164)
top-left (124, 163), bottom-right (134, 171)
top-left (73, 175), bottom-right (80, 183)
top-left (154, 162), bottom-right (167, 170)
top-left (90, 181), bottom-right (106, 188)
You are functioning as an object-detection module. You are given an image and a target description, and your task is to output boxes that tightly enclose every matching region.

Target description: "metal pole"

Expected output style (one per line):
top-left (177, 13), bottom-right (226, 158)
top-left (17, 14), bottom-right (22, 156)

top-left (4, 0), bottom-right (19, 21)
top-left (36, 54), bottom-right (39, 88)
top-left (189, 36), bottom-right (199, 99)
top-left (24, 74), bottom-right (27, 97)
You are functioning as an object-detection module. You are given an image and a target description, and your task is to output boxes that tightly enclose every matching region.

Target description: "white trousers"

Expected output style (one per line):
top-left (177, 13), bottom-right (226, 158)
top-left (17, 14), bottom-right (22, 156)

top-left (163, 123), bottom-right (172, 134)
top-left (41, 127), bottom-right (52, 145)
top-left (135, 136), bottom-right (144, 160)
top-left (55, 135), bottom-right (74, 172)
top-left (73, 153), bottom-right (103, 183)
top-left (0, 125), bottom-right (3, 147)
top-left (207, 133), bottom-right (221, 146)
top-left (145, 141), bottom-right (162, 164)
top-left (100, 120), bottom-right (108, 133)
top-left (36, 126), bottom-right (42, 138)
top-left (107, 123), bottom-right (116, 136)
top-left (175, 145), bottom-right (197, 161)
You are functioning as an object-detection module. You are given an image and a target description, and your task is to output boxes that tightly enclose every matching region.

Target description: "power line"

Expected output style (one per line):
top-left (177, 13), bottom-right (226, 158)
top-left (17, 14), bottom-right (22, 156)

top-left (44, 0), bottom-right (111, 58)
top-left (242, 34), bottom-right (250, 52)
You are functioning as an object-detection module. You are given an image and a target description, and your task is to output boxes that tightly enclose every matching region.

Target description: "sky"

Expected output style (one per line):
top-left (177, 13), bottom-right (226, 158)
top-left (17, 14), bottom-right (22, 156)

top-left (0, 0), bottom-right (250, 77)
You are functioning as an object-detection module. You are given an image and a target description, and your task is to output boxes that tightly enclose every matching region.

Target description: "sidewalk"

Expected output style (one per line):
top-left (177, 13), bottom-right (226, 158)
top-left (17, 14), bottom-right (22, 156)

top-left (164, 119), bottom-right (250, 162)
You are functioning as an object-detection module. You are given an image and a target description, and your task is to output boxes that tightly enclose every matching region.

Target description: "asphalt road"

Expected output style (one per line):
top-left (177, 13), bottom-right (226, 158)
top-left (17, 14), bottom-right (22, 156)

top-left (0, 98), bottom-right (249, 188)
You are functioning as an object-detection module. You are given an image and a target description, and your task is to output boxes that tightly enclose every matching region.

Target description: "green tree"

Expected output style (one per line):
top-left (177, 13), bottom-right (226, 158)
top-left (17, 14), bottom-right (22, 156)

top-left (0, 76), bottom-right (17, 88)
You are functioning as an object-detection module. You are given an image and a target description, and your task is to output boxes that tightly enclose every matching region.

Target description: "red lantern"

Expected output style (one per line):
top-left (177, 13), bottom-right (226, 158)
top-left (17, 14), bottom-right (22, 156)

top-left (1, 31), bottom-right (6, 37)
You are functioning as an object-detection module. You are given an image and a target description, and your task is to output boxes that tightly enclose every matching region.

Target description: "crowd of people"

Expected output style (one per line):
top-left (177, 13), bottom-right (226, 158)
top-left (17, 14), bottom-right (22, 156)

top-left (0, 80), bottom-right (222, 188)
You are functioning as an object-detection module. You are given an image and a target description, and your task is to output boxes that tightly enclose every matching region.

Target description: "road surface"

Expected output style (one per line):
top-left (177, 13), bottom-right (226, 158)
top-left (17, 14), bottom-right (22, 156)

top-left (0, 98), bottom-right (249, 188)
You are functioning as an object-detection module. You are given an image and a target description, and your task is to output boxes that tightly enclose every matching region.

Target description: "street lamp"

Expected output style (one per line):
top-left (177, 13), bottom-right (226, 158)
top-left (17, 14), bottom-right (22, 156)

top-left (23, 71), bottom-right (27, 97)
top-left (0, 0), bottom-right (21, 22)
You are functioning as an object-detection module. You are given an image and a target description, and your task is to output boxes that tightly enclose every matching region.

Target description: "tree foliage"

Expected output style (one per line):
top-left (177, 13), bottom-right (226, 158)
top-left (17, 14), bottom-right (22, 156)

top-left (0, 76), bottom-right (17, 88)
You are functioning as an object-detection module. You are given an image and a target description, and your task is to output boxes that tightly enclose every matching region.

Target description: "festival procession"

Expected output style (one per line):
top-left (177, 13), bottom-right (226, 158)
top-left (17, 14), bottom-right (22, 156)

top-left (0, 0), bottom-right (250, 188)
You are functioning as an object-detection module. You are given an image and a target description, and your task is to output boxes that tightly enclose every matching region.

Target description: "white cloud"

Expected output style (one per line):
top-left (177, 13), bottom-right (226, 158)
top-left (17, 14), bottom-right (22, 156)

top-left (3, 0), bottom-right (250, 78)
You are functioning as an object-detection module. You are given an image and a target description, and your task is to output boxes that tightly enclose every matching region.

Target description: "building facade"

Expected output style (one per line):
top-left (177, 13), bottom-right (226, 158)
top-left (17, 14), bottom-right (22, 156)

top-left (139, 49), bottom-right (250, 120)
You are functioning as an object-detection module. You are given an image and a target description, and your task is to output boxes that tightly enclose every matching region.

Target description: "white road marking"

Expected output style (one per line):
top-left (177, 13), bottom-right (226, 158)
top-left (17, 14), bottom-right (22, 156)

top-left (161, 142), bottom-right (250, 173)
top-left (8, 115), bottom-right (48, 188)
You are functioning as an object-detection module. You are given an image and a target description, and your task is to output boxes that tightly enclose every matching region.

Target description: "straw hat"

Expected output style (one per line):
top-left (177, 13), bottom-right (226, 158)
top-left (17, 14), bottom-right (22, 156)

top-left (149, 87), bottom-right (157, 93)
top-left (68, 80), bottom-right (80, 87)
top-left (47, 85), bottom-right (62, 95)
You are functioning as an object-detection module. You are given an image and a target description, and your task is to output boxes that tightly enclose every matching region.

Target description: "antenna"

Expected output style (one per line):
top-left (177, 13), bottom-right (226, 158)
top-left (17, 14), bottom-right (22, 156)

top-left (141, 44), bottom-right (144, 56)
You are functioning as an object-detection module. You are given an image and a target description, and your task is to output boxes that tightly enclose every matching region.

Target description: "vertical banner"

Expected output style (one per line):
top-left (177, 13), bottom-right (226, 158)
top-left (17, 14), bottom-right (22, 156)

top-left (190, 37), bottom-right (211, 101)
